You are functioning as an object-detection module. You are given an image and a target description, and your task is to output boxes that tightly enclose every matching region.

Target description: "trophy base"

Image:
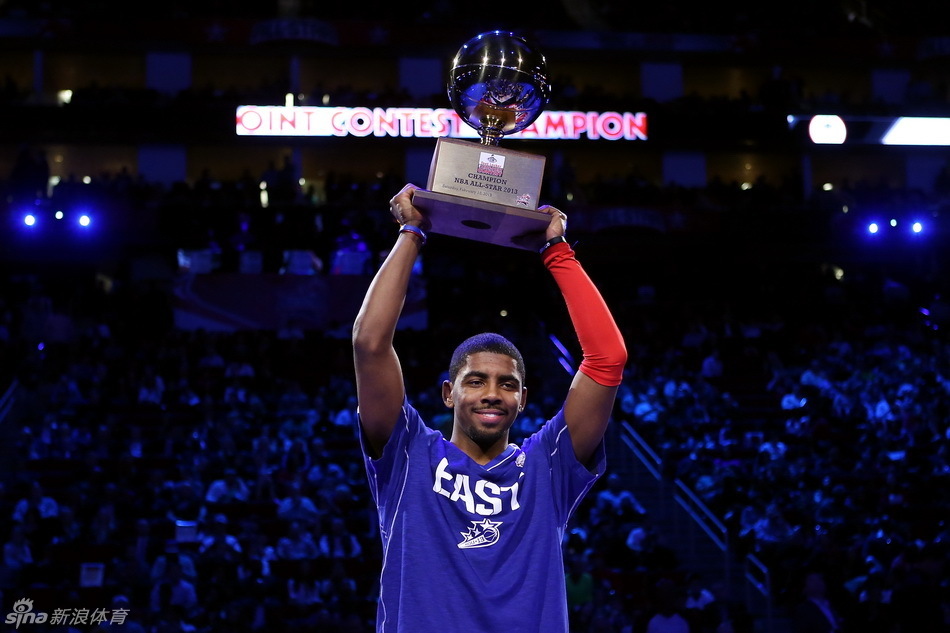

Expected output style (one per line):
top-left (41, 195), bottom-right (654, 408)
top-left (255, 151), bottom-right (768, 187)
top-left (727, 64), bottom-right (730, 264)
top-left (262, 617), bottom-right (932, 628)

top-left (412, 189), bottom-right (550, 250)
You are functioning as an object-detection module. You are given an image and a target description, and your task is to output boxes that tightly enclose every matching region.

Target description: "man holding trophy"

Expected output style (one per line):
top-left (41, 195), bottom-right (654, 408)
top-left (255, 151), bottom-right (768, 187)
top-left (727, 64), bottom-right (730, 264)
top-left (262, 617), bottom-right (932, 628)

top-left (351, 32), bottom-right (627, 633)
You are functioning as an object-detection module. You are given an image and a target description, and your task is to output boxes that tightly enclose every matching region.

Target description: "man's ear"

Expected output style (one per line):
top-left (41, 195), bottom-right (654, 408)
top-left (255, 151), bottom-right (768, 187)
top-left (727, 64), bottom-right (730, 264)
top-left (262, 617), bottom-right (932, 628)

top-left (518, 387), bottom-right (528, 412)
top-left (442, 380), bottom-right (454, 407)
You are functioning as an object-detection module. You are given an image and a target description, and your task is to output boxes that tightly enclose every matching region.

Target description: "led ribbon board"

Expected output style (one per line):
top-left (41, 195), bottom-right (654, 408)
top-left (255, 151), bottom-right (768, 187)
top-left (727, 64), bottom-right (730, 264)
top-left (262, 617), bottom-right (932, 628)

top-left (236, 106), bottom-right (648, 141)
top-left (790, 114), bottom-right (950, 146)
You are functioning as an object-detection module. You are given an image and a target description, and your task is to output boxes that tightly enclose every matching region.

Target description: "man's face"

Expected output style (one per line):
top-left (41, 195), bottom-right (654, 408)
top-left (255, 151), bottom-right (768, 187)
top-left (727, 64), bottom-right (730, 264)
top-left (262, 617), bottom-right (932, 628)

top-left (443, 352), bottom-right (526, 454)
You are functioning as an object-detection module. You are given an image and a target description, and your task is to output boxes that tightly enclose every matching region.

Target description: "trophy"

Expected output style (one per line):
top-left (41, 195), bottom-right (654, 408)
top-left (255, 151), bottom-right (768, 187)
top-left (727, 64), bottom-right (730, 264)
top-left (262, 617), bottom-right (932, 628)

top-left (412, 31), bottom-right (553, 249)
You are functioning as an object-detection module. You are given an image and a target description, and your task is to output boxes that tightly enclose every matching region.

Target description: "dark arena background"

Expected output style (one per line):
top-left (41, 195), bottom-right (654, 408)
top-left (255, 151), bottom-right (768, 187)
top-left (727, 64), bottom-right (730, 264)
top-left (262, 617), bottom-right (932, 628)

top-left (1, 1), bottom-right (949, 631)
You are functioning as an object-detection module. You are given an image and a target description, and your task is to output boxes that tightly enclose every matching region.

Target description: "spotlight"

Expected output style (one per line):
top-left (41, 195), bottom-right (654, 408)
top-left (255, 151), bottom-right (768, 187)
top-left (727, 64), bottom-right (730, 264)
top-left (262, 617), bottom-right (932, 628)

top-left (868, 222), bottom-right (879, 234)
top-left (809, 115), bottom-right (847, 144)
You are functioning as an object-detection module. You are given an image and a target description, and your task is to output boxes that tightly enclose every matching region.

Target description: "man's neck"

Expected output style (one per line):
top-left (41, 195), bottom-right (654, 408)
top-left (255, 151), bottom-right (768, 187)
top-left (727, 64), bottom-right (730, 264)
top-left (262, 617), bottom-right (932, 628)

top-left (450, 434), bottom-right (510, 465)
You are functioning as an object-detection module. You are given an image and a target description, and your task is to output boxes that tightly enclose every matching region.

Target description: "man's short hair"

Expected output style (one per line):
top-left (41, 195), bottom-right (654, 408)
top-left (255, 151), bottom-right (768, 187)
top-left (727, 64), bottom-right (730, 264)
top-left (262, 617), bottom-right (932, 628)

top-left (449, 332), bottom-right (525, 383)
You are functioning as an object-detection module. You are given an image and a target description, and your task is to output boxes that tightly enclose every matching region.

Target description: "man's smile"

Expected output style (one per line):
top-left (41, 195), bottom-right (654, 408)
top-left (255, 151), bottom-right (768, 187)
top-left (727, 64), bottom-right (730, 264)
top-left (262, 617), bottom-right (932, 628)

top-left (474, 408), bottom-right (506, 419)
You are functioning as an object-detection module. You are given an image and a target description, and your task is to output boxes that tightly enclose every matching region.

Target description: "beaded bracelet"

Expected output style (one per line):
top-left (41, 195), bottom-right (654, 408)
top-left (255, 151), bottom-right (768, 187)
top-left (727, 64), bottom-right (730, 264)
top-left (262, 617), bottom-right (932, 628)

top-left (539, 235), bottom-right (567, 254)
top-left (399, 223), bottom-right (427, 246)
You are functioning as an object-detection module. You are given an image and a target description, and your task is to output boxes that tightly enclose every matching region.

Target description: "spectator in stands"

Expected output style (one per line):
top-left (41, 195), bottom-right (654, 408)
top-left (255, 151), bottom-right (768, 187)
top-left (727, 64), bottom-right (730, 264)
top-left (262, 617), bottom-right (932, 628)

top-left (643, 577), bottom-right (692, 633)
top-left (790, 570), bottom-right (843, 633)
top-left (699, 348), bottom-right (723, 381)
top-left (317, 515), bottom-right (362, 561)
top-left (276, 380), bottom-right (311, 416)
top-left (329, 394), bottom-right (358, 430)
top-left (752, 504), bottom-right (796, 551)
top-left (696, 581), bottom-right (754, 633)
top-left (592, 473), bottom-right (647, 526)
top-left (149, 556), bottom-right (199, 616)
top-left (633, 387), bottom-right (666, 423)
top-left (128, 518), bottom-right (162, 565)
top-left (319, 560), bottom-right (362, 614)
top-left (205, 468), bottom-right (250, 505)
top-left (512, 401), bottom-right (545, 441)
top-left (150, 540), bottom-right (198, 584)
top-left (1, 524), bottom-right (33, 584)
top-left (276, 481), bottom-right (321, 525)
top-left (98, 594), bottom-right (147, 633)
top-left (238, 530), bottom-right (277, 582)
top-left (684, 574), bottom-right (716, 612)
top-left (224, 349), bottom-right (256, 380)
top-left (136, 365), bottom-right (166, 406)
top-left (166, 479), bottom-right (207, 526)
top-left (87, 503), bottom-right (118, 545)
top-left (565, 552), bottom-right (596, 631)
top-left (111, 543), bottom-right (154, 607)
top-left (277, 437), bottom-right (312, 486)
top-left (846, 571), bottom-right (896, 633)
top-left (12, 481), bottom-right (59, 525)
top-left (50, 505), bottom-right (83, 545)
top-left (329, 228), bottom-right (372, 275)
top-left (276, 520), bottom-right (319, 561)
top-left (197, 513), bottom-right (243, 561)
top-left (286, 558), bottom-right (322, 608)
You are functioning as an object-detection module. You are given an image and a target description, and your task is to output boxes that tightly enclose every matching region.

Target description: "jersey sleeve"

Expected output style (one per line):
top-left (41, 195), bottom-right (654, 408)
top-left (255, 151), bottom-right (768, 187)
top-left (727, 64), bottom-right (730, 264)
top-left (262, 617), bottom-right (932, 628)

top-left (525, 407), bottom-right (607, 525)
top-left (358, 397), bottom-right (430, 518)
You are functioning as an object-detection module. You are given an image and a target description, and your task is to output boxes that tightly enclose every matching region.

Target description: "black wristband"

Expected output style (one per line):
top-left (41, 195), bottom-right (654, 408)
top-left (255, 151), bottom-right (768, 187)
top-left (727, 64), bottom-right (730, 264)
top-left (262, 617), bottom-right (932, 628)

top-left (539, 235), bottom-right (567, 254)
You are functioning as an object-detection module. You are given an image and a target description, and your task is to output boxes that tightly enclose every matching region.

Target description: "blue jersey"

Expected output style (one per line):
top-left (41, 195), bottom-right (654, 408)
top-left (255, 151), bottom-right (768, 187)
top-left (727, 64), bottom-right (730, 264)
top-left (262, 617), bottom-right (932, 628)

top-left (360, 397), bottom-right (606, 633)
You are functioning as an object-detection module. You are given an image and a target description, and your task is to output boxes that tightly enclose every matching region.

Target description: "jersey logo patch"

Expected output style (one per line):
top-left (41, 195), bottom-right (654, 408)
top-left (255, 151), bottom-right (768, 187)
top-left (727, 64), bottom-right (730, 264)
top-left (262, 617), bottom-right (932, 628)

top-left (458, 519), bottom-right (503, 549)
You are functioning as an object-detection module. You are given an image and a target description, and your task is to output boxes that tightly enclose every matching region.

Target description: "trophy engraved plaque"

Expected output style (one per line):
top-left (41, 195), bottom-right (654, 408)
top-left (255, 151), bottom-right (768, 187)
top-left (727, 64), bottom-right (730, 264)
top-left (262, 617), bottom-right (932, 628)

top-left (412, 30), bottom-right (553, 249)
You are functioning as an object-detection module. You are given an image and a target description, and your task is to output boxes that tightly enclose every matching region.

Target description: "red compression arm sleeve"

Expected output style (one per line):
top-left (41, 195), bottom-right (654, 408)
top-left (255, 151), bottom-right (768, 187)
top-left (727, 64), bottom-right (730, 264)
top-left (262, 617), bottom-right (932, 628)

top-left (542, 241), bottom-right (627, 386)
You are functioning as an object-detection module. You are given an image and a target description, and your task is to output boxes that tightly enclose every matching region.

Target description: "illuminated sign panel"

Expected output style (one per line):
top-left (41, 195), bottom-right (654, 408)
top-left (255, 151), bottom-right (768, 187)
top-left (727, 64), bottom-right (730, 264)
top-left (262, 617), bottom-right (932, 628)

top-left (791, 114), bottom-right (950, 146)
top-left (236, 106), bottom-right (648, 141)
top-left (881, 117), bottom-right (950, 146)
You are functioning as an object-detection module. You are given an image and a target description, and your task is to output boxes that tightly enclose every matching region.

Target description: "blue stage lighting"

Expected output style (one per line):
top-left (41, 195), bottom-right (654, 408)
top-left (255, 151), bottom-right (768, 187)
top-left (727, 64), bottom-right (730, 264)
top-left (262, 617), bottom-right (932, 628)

top-left (23, 214), bottom-right (37, 227)
top-left (911, 221), bottom-right (923, 234)
top-left (78, 214), bottom-right (91, 227)
top-left (868, 222), bottom-right (879, 234)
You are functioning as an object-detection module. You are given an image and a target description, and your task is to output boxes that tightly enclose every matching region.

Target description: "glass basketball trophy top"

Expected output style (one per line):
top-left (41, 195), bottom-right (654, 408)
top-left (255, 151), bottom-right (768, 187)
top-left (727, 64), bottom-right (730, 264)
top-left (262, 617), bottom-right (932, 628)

top-left (448, 30), bottom-right (551, 145)
top-left (412, 31), bottom-right (554, 249)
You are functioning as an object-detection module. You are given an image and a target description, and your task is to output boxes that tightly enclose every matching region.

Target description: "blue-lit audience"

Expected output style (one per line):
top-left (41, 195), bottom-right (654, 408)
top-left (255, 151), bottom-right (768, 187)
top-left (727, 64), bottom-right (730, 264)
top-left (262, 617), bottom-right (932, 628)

top-left (1, 176), bottom-right (948, 632)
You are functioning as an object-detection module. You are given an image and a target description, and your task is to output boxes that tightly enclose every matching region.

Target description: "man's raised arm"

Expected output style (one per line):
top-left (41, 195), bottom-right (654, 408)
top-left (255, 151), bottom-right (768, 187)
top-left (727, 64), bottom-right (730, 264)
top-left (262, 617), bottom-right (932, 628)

top-left (537, 209), bottom-right (627, 464)
top-left (352, 184), bottom-right (428, 458)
